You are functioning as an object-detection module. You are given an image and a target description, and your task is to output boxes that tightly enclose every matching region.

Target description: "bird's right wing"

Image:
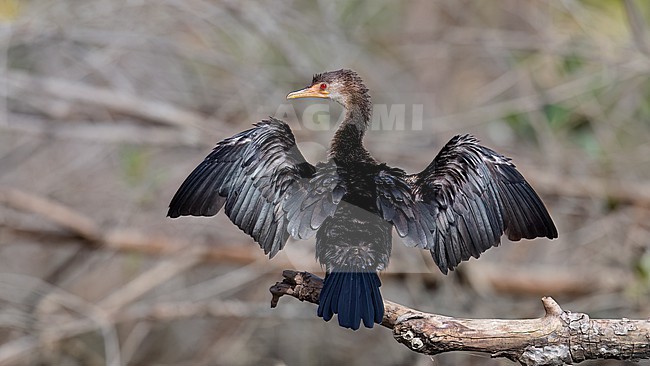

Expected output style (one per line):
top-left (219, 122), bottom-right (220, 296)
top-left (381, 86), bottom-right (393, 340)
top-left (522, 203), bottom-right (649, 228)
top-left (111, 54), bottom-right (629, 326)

top-left (168, 118), bottom-right (345, 257)
top-left (375, 134), bottom-right (557, 273)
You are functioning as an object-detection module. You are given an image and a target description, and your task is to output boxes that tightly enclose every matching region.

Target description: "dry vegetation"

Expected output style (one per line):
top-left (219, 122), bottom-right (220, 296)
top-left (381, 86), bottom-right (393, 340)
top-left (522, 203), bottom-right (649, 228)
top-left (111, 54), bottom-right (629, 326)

top-left (0, 1), bottom-right (649, 365)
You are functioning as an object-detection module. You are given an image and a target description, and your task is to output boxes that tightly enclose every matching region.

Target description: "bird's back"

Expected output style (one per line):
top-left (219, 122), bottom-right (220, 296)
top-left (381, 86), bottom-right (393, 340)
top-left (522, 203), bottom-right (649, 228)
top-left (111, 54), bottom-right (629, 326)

top-left (315, 160), bottom-right (393, 272)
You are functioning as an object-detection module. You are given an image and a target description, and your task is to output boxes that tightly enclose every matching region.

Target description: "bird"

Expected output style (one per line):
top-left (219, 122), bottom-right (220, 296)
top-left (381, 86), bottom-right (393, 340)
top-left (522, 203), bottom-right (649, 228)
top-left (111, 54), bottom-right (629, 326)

top-left (168, 69), bottom-right (558, 330)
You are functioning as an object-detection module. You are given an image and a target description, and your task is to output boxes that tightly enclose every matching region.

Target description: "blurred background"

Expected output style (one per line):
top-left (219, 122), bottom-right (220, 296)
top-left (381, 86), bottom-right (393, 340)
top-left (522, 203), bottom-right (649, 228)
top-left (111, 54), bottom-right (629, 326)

top-left (0, 0), bottom-right (649, 365)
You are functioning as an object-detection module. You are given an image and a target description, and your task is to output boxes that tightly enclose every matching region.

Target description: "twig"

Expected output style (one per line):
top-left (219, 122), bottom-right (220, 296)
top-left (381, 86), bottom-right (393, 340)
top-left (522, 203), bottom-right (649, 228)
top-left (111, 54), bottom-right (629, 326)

top-left (119, 321), bottom-right (151, 366)
top-left (97, 245), bottom-right (207, 314)
top-left (1, 71), bottom-right (216, 132)
top-left (464, 263), bottom-right (629, 297)
top-left (431, 59), bottom-right (648, 133)
top-left (102, 229), bottom-right (268, 265)
top-left (1, 115), bottom-right (206, 147)
top-left (118, 299), bottom-right (286, 322)
top-left (523, 169), bottom-right (650, 209)
top-left (624, 0), bottom-right (650, 56)
top-left (8, 221), bottom-right (628, 299)
top-left (0, 186), bottom-right (636, 299)
top-left (0, 187), bottom-right (272, 263)
top-left (0, 187), bottom-right (102, 242)
top-left (0, 337), bottom-right (38, 366)
top-left (0, 215), bottom-right (629, 298)
top-left (270, 270), bottom-right (650, 366)
top-left (0, 273), bottom-right (121, 366)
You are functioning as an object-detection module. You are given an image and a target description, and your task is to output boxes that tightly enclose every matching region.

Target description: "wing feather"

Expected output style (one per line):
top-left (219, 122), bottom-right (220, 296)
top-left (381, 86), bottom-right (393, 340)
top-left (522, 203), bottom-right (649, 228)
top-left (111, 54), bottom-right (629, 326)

top-left (375, 134), bottom-right (557, 273)
top-left (168, 118), bottom-right (345, 257)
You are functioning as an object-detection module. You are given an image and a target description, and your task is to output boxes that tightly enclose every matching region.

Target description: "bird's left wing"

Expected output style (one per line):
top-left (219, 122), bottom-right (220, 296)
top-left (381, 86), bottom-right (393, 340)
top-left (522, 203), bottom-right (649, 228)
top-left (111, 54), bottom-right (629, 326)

top-left (168, 118), bottom-right (345, 257)
top-left (375, 134), bottom-right (557, 273)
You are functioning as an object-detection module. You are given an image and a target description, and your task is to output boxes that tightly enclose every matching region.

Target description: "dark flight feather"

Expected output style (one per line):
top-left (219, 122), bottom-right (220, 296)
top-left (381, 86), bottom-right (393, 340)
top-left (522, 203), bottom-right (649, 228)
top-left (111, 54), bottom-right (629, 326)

top-left (168, 118), bottom-right (345, 257)
top-left (375, 134), bottom-right (558, 274)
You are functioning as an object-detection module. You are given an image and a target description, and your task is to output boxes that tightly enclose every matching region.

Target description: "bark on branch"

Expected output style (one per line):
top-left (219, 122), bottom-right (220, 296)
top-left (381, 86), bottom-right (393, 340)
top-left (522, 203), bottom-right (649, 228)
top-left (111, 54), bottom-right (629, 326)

top-left (270, 270), bottom-right (650, 366)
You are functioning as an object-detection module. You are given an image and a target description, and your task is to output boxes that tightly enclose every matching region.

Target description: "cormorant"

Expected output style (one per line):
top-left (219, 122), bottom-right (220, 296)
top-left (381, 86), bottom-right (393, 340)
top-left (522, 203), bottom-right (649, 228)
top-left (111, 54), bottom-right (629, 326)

top-left (168, 69), bottom-right (558, 330)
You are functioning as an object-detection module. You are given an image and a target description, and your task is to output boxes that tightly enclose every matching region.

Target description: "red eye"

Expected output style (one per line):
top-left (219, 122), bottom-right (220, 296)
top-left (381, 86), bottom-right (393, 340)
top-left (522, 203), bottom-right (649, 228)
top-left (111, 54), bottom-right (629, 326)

top-left (319, 83), bottom-right (327, 90)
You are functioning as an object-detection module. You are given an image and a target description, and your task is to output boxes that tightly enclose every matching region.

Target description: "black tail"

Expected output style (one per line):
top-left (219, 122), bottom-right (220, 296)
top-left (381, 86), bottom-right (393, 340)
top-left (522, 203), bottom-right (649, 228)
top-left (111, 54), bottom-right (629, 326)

top-left (317, 271), bottom-right (384, 330)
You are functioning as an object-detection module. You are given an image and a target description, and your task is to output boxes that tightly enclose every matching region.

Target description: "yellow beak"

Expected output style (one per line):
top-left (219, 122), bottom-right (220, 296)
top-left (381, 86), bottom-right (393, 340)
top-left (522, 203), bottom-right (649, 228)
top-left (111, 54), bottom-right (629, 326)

top-left (286, 84), bottom-right (330, 99)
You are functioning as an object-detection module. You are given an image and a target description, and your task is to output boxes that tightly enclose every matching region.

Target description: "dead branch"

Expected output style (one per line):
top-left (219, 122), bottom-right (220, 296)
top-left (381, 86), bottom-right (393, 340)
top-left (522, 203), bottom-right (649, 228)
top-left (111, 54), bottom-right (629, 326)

top-left (0, 187), bottom-right (102, 242)
top-left (270, 270), bottom-right (650, 366)
top-left (430, 58), bottom-right (647, 133)
top-left (0, 185), bottom-right (630, 297)
top-left (5, 220), bottom-right (630, 298)
top-left (524, 170), bottom-right (650, 209)
top-left (1, 115), bottom-right (206, 147)
top-left (624, 0), bottom-right (650, 56)
top-left (1, 71), bottom-right (217, 132)
top-left (97, 245), bottom-right (207, 315)
top-left (463, 263), bottom-right (628, 297)
top-left (0, 186), bottom-right (269, 262)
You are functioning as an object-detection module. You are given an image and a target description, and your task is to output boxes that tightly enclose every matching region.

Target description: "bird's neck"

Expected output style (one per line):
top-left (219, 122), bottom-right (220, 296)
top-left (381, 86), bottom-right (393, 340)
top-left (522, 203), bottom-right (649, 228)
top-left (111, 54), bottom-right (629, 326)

top-left (330, 102), bottom-right (373, 164)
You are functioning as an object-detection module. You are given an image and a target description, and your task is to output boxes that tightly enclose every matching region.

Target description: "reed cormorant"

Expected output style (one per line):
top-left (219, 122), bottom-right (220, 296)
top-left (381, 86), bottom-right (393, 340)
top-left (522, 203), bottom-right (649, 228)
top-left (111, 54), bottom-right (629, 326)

top-left (168, 69), bottom-right (558, 330)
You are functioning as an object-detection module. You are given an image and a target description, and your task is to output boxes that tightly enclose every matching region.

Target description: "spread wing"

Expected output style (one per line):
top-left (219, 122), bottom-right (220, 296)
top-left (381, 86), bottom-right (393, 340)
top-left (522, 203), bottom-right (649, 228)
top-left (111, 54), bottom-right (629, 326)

top-left (168, 118), bottom-right (345, 257)
top-left (375, 134), bottom-right (557, 273)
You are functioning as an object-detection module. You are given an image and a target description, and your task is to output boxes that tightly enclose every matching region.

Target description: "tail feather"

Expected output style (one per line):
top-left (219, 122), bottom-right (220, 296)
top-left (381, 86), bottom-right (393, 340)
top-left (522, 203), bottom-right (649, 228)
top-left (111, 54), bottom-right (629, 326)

top-left (318, 271), bottom-right (340, 322)
top-left (360, 273), bottom-right (373, 328)
top-left (370, 273), bottom-right (383, 324)
top-left (317, 271), bottom-right (384, 330)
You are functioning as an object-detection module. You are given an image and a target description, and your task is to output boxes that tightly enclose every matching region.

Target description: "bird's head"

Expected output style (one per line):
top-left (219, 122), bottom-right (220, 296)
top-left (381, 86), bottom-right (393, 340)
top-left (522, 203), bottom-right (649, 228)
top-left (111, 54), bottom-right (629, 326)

top-left (287, 69), bottom-right (370, 111)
